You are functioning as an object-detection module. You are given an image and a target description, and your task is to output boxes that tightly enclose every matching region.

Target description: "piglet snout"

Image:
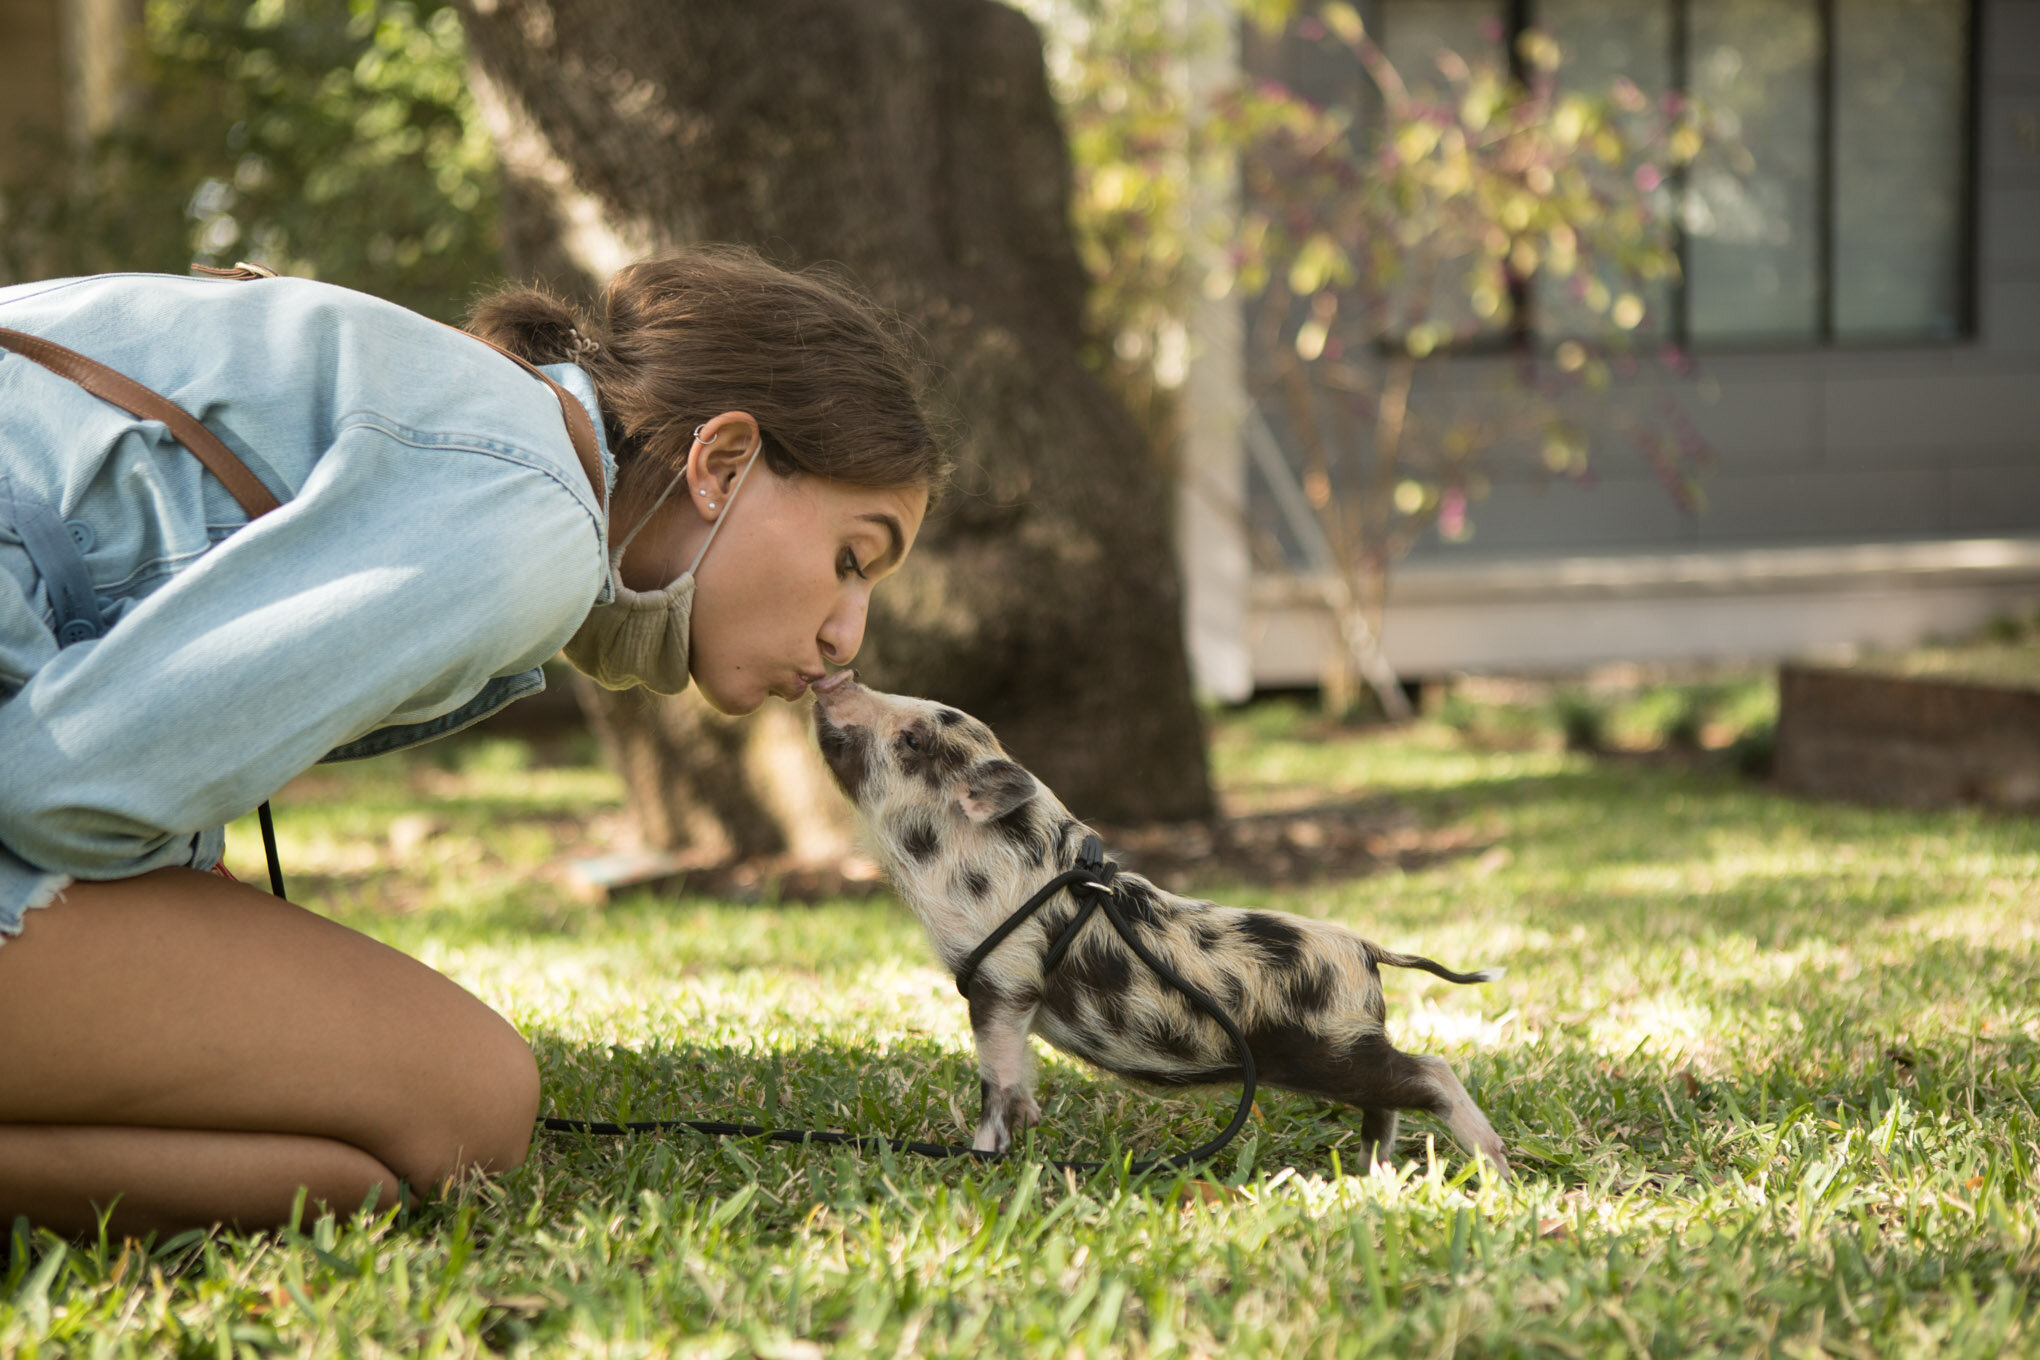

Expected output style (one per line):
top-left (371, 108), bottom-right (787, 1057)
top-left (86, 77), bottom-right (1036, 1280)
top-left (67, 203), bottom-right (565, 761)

top-left (812, 669), bottom-right (857, 699)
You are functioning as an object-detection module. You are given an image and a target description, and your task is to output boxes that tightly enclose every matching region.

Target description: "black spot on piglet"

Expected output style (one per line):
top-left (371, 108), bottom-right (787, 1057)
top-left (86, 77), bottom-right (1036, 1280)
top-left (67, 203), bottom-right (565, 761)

top-left (1285, 965), bottom-right (1337, 1014)
top-left (900, 817), bottom-right (941, 863)
top-left (1236, 913), bottom-right (1305, 970)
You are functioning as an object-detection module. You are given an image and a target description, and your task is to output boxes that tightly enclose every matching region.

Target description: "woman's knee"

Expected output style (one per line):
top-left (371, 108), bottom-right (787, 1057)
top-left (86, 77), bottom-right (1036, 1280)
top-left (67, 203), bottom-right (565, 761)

top-left (379, 1010), bottom-right (540, 1188)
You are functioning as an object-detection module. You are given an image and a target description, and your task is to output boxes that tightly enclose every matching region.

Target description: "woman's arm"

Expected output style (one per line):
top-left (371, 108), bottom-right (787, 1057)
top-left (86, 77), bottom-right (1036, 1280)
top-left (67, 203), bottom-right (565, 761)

top-left (0, 421), bottom-right (603, 879)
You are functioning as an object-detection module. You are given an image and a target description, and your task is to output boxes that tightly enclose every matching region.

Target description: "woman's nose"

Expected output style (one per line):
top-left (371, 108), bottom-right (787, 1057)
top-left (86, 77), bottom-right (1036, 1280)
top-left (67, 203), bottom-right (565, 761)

top-left (820, 592), bottom-right (869, 665)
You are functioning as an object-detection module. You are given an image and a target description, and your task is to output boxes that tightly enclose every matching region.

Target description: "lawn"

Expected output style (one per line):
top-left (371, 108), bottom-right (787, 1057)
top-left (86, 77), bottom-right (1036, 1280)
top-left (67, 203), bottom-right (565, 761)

top-left (5, 690), bottom-right (2038, 1357)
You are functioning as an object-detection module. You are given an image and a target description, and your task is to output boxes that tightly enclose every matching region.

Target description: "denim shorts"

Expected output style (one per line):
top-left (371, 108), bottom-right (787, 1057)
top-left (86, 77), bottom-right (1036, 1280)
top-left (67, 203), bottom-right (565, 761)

top-left (0, 841), bottom-right (71, 949)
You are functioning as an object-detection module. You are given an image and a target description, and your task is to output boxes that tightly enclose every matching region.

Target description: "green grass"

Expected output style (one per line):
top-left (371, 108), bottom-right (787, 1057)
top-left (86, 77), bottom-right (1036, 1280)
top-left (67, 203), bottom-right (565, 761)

top-left (7, 697), bottom-right (2039, 1357)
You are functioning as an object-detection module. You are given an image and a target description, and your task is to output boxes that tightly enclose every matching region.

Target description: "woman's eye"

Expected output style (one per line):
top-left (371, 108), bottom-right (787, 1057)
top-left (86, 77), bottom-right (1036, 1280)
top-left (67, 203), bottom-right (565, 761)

top-left (840, 550), bottom-right (868, 581)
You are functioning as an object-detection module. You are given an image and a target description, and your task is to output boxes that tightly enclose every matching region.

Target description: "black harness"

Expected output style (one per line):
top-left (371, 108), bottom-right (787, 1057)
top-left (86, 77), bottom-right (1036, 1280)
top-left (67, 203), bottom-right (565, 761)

top-left (545, 834), bottom-right (1263, 1175)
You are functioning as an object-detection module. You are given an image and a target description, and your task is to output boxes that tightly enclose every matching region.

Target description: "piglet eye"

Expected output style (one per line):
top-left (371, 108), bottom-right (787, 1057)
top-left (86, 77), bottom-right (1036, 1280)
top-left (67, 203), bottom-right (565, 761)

top-left (902, 731), bottom-right (921, 751)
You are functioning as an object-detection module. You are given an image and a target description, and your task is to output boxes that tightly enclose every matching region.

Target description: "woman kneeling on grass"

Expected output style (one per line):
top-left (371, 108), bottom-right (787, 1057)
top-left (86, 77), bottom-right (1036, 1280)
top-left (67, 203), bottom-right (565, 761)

top-left (0, 246), bottom-right (946, 1238)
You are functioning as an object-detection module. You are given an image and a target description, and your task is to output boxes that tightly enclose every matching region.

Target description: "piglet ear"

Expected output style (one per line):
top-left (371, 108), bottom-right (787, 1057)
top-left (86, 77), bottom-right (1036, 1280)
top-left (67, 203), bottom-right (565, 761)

top-left (957, 759), bottom-right (1040, 823)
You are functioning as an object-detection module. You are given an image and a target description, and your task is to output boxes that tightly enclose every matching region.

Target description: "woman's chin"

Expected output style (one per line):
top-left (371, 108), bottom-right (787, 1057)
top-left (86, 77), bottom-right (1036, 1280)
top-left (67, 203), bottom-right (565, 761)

top-left (692, 670), bottom-right (769, 717)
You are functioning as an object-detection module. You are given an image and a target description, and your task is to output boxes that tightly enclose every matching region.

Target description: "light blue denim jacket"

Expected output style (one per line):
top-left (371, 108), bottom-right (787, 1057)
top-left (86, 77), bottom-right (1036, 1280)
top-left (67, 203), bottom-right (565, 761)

top-left (0, 272), bottom-right (617, 940)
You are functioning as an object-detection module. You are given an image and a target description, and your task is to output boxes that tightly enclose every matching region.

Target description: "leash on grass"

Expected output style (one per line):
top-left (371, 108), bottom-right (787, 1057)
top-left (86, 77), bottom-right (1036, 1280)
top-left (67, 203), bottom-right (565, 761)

top-left (541, 836), bottom-right (1263, 1175)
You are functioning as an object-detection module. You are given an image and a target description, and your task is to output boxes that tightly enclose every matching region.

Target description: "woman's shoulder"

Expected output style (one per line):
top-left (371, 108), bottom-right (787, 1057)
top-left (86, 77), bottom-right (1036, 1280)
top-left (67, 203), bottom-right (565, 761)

top-left (1, 271), bottom-right (604, 517)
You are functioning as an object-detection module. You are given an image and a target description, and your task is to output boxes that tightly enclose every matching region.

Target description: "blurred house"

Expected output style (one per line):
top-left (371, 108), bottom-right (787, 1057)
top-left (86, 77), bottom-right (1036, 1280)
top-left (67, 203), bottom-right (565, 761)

top-left (1180, 0), bottom-right (2040, 696)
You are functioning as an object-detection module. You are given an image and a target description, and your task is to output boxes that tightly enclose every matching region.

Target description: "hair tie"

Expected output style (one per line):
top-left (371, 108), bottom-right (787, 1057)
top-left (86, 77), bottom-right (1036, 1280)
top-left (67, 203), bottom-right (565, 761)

top-left (564, 327), bottom-right (602, 361)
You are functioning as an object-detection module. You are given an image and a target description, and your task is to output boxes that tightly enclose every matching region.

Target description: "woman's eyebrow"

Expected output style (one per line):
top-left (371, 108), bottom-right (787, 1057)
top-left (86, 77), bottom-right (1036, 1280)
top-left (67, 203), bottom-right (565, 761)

top-left (858, 512), bottom-right (905, 571)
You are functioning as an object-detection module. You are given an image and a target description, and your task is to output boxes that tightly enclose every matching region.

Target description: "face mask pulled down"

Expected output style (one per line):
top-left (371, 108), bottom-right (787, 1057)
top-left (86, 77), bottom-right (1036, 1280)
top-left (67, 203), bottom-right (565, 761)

top-left (563, 442), bottom-right (762, 694)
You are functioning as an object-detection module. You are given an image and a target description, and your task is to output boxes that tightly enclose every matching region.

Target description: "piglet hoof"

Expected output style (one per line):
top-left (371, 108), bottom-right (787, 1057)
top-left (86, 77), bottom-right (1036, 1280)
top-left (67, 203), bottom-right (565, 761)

top-left (1475, 1136), bottom-right (1513, 1183)
top-left (971, 1086), bottom-right (1041, 1154)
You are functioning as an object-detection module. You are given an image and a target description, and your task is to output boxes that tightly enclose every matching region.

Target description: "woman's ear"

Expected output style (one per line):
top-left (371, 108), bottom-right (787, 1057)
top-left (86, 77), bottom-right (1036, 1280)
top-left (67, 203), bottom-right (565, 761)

top-left (689, 410), bottom-right (762, 518)
top-left (956, 759), bottom-right (1039, 823)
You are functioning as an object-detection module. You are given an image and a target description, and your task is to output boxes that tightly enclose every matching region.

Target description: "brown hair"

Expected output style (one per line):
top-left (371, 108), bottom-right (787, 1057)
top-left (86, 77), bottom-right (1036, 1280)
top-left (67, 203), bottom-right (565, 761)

top-left (466, 246), bottom-right (950, 508)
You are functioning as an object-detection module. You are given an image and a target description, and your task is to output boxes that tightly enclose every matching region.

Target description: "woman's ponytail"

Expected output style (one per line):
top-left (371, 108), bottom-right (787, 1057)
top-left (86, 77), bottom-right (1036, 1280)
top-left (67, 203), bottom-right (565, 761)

top-left (465, 287), bottom-right (604, 368)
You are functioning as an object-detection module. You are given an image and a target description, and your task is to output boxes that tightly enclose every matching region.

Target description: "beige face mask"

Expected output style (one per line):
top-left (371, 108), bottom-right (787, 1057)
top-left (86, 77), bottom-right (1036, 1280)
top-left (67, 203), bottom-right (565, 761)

top-left (563, 436), bottom-right (763, 694)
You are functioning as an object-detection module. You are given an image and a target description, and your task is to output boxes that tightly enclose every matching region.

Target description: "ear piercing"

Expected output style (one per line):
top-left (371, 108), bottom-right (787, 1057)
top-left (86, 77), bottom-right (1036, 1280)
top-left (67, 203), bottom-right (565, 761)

top-left (693, 425), bottom-right (723, 510)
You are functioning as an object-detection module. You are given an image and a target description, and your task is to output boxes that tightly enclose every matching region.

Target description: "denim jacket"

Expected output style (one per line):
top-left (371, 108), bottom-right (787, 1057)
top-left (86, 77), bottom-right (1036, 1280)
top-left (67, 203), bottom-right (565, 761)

top-left (0, 272), bottom-right (617, 939)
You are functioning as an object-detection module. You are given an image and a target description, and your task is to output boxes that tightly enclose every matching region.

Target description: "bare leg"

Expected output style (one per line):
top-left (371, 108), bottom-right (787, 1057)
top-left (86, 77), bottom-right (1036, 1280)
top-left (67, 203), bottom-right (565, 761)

top-left (0, 867), bottom-right (541, 1237)
top-left (0, 1126), bottom-right (410, 1239)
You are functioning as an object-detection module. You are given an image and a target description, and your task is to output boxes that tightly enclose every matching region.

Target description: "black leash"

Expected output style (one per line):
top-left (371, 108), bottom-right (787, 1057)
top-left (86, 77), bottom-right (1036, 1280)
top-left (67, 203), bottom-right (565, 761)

top-left (257, 800), bottom-right (287, 900)
top-left (544, 836), bottom-right (1263, 1176)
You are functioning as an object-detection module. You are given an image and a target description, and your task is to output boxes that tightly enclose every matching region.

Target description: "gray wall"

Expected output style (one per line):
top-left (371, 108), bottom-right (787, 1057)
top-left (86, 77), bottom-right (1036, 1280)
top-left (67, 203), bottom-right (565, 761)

top-left (1249, 0), bottom-right (2040, 567)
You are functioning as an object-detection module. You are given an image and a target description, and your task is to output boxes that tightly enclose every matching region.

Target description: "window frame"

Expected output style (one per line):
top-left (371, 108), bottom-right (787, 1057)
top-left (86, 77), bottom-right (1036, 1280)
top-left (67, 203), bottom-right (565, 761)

top-left (1266, 0), bottom-right (1986, 354)
top-left (1557, 0), bottom-right (1982, 351)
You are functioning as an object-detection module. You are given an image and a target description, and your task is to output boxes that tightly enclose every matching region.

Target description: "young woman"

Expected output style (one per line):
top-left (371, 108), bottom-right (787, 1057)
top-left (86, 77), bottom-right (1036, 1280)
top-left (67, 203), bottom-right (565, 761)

top-left (0, 247), bottom-right (947, 1238)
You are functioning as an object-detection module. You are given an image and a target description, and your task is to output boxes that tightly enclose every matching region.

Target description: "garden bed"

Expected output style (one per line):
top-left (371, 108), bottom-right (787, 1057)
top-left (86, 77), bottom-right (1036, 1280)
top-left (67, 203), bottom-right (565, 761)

top-left (1775, 643), bottom-right (2040, 812)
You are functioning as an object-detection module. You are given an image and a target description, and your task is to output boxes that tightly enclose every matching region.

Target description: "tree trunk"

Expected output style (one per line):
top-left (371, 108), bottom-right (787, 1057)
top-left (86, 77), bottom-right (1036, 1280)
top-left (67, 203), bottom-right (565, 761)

top-left (459, 0), bottom-right (1214, 846)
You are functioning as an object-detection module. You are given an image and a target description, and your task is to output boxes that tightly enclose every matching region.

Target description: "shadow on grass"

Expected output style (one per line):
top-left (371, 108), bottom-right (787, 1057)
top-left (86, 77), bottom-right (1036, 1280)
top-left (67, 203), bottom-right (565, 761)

top-left (521, 900), bottom-right (2038, 1203)
top-left (525, 1030), bottom-right (1417, 1198)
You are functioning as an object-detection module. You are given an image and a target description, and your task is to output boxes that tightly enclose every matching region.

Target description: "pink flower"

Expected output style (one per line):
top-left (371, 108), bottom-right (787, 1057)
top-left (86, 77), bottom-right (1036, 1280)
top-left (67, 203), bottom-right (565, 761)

top-left (1439, 488), bottom-right (1468, 540)
top-left (1635, 164), bottom-right (1663, 193)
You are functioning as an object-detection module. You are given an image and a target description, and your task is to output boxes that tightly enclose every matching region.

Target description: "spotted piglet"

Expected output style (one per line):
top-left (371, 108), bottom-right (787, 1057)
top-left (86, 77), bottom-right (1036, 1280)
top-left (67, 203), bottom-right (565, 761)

top-left (810, 671), bottom-right (1511, 1177)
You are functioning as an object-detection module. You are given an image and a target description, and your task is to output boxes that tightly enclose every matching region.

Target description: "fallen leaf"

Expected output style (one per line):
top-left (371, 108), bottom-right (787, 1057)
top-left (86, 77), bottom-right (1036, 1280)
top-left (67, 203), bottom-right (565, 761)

top-left (483, 1294), bottom-right (552, 1316)
top-left (1537, 1217), bottom-right (1570, 1240)
top-left (1681, 1068), bottom-right (1700, 1099)
top-left (1176, 1180), bottom-right (1243, 1208)
top-left (1965, 1175), bottom-right (1985, 1193)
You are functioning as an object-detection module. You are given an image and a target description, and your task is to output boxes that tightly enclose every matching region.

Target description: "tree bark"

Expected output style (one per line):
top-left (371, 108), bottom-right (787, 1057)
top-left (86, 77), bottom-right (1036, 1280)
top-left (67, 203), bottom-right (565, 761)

top-left (459, 0), bottom-right (1214, 845)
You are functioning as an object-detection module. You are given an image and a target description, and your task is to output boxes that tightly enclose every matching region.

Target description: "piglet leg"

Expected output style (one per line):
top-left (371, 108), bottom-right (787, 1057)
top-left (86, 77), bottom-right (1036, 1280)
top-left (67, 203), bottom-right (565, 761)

top-left (967, 986), bottom-right (1042, 1153)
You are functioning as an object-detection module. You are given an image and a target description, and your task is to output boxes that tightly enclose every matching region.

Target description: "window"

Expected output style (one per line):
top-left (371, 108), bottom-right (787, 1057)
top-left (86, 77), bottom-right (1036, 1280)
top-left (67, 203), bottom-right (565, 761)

top-left (1249, 0), bottom-right (1977, 348)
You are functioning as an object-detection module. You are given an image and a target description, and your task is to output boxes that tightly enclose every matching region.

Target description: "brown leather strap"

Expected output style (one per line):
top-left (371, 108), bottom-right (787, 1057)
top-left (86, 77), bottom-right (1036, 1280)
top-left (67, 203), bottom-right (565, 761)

top-left (0, 327), bottom-right (283, 520)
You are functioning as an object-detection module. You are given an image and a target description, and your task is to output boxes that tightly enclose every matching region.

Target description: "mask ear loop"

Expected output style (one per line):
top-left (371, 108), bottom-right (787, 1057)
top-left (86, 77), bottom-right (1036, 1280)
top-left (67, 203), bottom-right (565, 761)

top-left (609, 425), bottom-right (762, 572)
top-left (683, 440), bottom-right (763, 575)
